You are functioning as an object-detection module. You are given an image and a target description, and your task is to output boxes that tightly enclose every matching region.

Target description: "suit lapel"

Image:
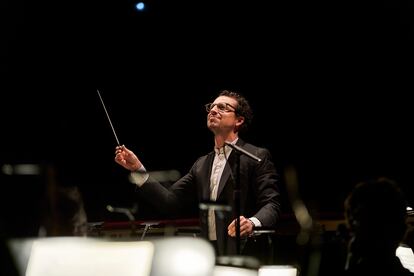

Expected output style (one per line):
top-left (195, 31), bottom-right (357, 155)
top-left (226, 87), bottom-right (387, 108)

top-left (202, 152), bottom-right (215, 200)
top-left (217, 161), bottom-right (231, 199)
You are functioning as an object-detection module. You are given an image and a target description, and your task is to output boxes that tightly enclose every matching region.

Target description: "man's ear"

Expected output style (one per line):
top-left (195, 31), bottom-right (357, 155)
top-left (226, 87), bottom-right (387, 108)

top-left (236, 116), bottom-right (245, 127)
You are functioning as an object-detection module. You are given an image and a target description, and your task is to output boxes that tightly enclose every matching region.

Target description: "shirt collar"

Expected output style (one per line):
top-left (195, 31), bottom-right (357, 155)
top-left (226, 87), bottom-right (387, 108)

top-left (214, 138), bottom-right (238, 155)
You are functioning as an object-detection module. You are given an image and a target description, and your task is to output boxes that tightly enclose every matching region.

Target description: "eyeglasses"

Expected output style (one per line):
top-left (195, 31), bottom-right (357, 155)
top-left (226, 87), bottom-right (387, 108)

top-left (205, 102), bottom-right (237, 114)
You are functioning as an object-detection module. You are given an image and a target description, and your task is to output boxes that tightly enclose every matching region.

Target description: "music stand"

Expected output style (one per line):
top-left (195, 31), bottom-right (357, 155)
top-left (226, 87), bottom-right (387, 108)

top-left (224, 142), bottom-right (261, 254)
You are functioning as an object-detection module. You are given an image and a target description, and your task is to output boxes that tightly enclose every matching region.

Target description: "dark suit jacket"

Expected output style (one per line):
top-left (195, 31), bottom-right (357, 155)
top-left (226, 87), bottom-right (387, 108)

top-left (138, 138), bottom-right (281, 256)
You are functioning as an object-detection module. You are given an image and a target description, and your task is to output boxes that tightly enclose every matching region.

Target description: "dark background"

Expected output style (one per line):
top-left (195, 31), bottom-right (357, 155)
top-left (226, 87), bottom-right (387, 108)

top-left (2, 0), bottom-right (414, 232)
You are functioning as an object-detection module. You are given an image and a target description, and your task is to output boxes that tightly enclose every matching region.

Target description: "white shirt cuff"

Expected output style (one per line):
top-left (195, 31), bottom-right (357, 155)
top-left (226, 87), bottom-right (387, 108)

top-left (128, 165), bottom-right (149, 187)
top-left (249, 217), bottom-right (262, 228)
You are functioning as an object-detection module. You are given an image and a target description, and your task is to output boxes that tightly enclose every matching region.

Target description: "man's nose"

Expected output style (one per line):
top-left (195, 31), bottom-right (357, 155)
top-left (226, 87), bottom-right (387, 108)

top-left (210, 106), bottom-right (219, 114)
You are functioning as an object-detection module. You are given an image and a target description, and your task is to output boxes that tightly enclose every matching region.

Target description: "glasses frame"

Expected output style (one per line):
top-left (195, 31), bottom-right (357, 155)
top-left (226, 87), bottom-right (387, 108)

top-left (205, 102), bottom-right (237, 114)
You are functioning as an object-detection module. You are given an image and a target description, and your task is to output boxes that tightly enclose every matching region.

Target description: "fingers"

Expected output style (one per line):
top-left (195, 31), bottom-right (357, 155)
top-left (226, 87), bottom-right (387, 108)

top-left (114, 145), bottom-right (123, 160)
top-left (115, 145), bottom-right (126, 154)
top-left (114, 145), bottom-right (142, 171)
top-left (114, 145), bottom-right (130, 166)
top-left (227, 216), bottom-right (253, 238)
top-left (115, 145), bottom-right (131, 159)
top-left (115, 145), bottom-right (122, 155)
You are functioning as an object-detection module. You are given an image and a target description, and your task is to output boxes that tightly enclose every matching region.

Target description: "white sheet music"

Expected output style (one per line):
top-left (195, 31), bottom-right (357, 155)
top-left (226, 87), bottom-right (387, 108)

top-left (396, 245), bottom-right (414, 272)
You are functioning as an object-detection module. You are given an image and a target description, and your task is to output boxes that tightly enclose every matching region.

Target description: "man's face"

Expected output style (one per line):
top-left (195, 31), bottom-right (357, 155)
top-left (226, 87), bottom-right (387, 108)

top-left (206, 96), bottom-right (239, 134)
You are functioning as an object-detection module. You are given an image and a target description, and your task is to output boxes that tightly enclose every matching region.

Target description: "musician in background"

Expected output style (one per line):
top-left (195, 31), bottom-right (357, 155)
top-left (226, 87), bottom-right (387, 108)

top-left (343, 177), bottom-right (412, 275)
top-left (114, 89), bottom-right (281, 261)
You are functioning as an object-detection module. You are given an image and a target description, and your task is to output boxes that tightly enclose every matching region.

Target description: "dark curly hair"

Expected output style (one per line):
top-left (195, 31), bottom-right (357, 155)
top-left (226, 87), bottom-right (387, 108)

top-left (344, 177), bottom-right (408, 251)
top-left (218, 89), bottom-right (253, 133)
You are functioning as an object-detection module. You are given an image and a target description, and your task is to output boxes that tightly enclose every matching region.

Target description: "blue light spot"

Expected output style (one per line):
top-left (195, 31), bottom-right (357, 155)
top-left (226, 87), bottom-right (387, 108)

top-left (135, 2), bottom-right (145, 11)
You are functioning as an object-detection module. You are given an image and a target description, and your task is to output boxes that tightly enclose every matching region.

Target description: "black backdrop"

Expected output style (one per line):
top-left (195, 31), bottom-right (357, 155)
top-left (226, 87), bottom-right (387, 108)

top-left (2, 0), bottom-right (414, 229)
